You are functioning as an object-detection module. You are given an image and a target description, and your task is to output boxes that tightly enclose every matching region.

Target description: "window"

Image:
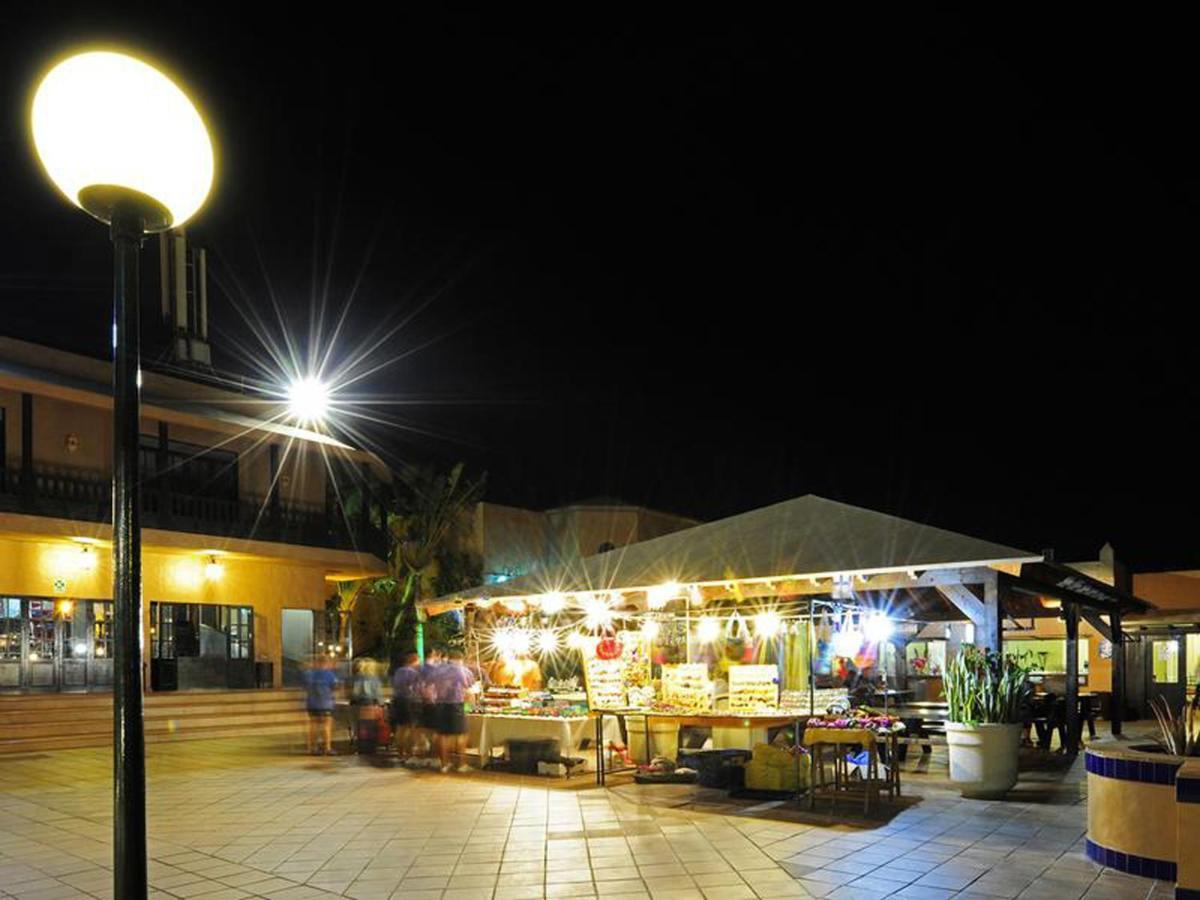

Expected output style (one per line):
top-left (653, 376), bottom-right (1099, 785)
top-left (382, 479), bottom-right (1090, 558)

top-left (151, 602), bottom-right (252, 660)
top-left (1153, 639), bottom-right (1180, 684)
top-left (151, 603), bottom-right (177, 659)
top-left (1188, 634), bottom-right (1199, 688)
top-left (0, 598), bottom-right (20, 660)
top-left (139, 436), bottom-right (238, 501)
top-left (906, 640), bottom-right (947, 675)
top-left (27, 600), bottom-right (55, 662)
top-left (92, 602), bottom-right (112, 659)
top-left (1004, 639), bottom-right (1090, 675)
top-left (224, 606), bottom-right (252, 659)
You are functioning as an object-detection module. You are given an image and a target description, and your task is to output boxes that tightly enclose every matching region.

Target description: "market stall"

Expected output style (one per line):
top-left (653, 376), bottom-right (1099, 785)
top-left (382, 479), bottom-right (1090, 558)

top-left (421, 495), bottom-right (1151, 788)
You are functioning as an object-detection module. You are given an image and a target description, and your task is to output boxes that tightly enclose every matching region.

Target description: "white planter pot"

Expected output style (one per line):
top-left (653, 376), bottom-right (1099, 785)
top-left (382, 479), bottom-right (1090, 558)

top-left (944, 722), bottom-right (1022, 799)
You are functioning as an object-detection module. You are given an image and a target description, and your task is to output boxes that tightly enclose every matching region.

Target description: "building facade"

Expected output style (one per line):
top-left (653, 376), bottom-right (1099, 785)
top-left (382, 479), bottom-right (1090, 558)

top-left (472, 499), bottom-right (700, 586)
top-left (0, 335), bottom-right (389, 693)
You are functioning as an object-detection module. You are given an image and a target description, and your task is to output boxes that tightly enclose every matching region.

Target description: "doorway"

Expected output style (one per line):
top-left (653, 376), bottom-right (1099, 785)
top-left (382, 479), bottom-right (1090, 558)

top-left (0, 598), bottom-right (114, 691)
top-left (281, 609), bottom-right (314, 687)
top-left (1147, 635), bottom-right (1186, 714)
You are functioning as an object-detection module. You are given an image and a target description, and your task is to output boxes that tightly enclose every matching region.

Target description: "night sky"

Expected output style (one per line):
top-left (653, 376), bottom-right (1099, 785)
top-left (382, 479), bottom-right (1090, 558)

top-left (2, 8), bottom-right (1198, 570)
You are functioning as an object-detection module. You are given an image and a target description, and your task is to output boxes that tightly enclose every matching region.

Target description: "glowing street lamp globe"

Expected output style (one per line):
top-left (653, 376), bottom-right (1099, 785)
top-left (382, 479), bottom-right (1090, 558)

top-left (31, 50), bottom-right (214, 231)
top-left (287, 376), bottom-right (331, 425)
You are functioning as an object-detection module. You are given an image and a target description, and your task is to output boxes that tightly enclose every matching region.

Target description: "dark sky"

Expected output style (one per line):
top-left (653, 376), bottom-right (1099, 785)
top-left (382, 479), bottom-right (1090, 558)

top-left (2, 8), bottom-right (1199, 570)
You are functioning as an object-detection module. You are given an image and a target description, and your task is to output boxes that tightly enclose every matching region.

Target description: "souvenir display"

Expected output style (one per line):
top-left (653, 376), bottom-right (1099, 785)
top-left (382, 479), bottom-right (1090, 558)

top-left (661, 663), bottom-right (714, 711)
top-left (727, 664), bottom-right (779, 713)
top-left (584, 657), bottom-right (627, 709)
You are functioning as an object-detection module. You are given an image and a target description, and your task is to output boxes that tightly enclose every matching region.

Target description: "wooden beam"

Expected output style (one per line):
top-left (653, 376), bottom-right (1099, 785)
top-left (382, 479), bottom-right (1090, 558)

top-left (1079, 609), bottom-right (1113, 642)
top-left (1064, 602), bottom-right (1080, 755)
top-left (1110, 607), bottom-right (1124, 736)
top-left (936, 574), bottom-right (1003, 651)
top-left (935, 583), bottom-right (987, 626)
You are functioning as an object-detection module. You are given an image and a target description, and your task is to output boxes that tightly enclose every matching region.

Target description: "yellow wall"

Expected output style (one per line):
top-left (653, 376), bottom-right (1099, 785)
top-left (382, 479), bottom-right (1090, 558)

top-left (0, 533), bottom-right (334, 688)
top-left (1005, 617), bottom-right (1110, 691)
top-left (1133, 572), bottom-right (1200, 612)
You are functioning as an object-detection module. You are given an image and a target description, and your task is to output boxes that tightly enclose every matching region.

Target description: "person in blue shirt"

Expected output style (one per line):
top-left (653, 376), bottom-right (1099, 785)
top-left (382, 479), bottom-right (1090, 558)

top-left (304, 655), bottom-right (339, 755)
top-left (390, 652), bottom-right (421, 760)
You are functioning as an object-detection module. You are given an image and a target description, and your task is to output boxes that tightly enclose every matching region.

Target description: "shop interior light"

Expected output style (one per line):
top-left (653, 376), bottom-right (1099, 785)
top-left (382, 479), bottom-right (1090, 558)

top-left (696, 616), bottom-right (721, 643)
top-left (73, 641), bottom-right (87, 655)
top-left (688, 584), bottom-right (705, 607)
top-left (540, 591), bottom-right (566, 615)
top-left (863, 613), bottom-right (893, 644)
top-left (641, 619), bottom-right (661, 641)
top-left (536, 628), bottom-right (558, 655)
top-left (501, 598), bottom-right (526, 614)
top-left (754, 610), bottom-right (782, 639)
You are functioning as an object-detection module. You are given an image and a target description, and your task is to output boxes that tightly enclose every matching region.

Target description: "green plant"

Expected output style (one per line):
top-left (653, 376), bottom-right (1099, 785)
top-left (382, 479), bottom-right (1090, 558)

top-left (944, 645), bottom-right (1032, 725)
top-left (1150, 692), bottom-right (1200, 757)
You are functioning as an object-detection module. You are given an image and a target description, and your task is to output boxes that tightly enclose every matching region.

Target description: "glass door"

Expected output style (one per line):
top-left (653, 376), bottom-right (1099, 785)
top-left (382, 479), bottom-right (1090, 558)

top-left (0, 598), bottom-right (20, 688)
top-left (281, 609), bottom-right (314, 687)
top-left (1148, 635), bottom-right (1186, 714)
top-left (25, 600), bottom-right (58, 688)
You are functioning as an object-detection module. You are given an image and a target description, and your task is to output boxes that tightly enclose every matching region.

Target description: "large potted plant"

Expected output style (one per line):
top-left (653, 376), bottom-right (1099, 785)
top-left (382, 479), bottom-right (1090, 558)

top-left (943, 645), bottom-right (1031, 799)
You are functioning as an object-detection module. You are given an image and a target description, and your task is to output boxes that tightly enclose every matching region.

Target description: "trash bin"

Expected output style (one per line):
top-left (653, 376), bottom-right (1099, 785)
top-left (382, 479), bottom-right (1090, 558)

top-left (255, 661), bottom-right (274, 688)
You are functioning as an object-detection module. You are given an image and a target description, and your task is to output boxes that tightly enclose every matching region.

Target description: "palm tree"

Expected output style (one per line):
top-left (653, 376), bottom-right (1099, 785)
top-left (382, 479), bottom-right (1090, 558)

top-left (374, 462), bottom-right (484, 663)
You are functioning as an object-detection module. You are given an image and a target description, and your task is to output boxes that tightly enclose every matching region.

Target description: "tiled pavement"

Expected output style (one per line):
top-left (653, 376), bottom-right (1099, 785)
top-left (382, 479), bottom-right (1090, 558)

top-left (0, 736), bottom-right (1176, 900)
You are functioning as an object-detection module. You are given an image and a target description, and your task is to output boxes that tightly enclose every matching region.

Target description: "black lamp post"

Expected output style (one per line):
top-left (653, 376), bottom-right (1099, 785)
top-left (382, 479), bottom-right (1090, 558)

top-left (31, 51), bottom-right (214, 900)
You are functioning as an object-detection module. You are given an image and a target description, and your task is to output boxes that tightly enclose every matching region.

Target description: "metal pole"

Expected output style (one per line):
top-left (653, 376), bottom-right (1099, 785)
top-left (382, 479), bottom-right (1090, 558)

top-left (111, 207), bottom-right (147, 900)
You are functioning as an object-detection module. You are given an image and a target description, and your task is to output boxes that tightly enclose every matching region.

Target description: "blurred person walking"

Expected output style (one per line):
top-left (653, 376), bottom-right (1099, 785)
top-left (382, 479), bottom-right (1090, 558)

top-left (303, 654), bottom-right (339, 755)
top-left (435, 649), bottom-right (478, 772)
top-left (390, 652), bottom-right (421, 761)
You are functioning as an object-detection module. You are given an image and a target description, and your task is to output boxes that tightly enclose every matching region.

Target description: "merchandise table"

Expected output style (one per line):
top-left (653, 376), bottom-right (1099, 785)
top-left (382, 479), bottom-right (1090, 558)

top-left (804, 726), bottom-right (900, 813)
top-left (471, 713), bottom-right (621, 768)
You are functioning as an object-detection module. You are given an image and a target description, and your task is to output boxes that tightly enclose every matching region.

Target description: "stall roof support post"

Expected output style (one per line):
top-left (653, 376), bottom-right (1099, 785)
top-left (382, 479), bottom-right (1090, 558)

top-left (1110, 607), bottom-right (1124, 736)
top-left (1064, 601), bottom-right (1080, 755)
top-left (935, 572), bottom-right (1002, 652)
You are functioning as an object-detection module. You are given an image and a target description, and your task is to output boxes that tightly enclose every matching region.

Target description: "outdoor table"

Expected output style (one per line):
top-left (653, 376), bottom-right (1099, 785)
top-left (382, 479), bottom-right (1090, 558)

top-left (471, 713), bottom-right (620, 769)
top-left (804, 726), bottom-right (900, 813)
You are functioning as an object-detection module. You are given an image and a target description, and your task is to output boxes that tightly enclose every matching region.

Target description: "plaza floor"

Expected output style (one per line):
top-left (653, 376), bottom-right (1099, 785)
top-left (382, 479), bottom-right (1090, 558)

top-left (0, 734), bottom-right (1175, 900)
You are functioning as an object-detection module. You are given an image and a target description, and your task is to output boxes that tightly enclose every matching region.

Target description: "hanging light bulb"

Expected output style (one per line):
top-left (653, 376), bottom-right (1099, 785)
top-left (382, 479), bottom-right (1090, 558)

top-left (566, 630), bottom-right (587, 650)
top-left (688, 584), bottom-right (705, 607)
top-left (697, 616), bottom-right (721, 643)
top-left (540, 591), bottom-right (566, 615)
top-left (647, 581), bottom-right (679, 610)
top-left (641, 619), bottom-right (661, 641)
top-left (583, 594), bottom-right (614, 630)
top-left (536, 628), bottom-right (558, 655)
top-left (754, 610), bottom-right (782, 639)
top-left (510, 628), bottom-right (531, 656)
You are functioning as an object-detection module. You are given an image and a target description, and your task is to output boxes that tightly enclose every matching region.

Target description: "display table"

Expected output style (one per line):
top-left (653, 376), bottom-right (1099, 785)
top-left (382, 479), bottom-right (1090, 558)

top-left (804, 727), bottom-right (900, 813)
top-left (593, 711), bottom-right (805, 785)
top-left (470, 713), bottom-right (620, 769)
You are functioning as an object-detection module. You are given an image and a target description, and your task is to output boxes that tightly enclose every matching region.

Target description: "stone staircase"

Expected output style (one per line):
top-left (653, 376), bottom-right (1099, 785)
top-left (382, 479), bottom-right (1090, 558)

top-left (0, 689), bottom-right (308, 755)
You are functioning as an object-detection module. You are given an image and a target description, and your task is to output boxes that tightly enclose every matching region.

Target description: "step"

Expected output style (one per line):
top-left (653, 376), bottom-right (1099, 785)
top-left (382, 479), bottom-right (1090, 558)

top-left (0, 722), bottom-right (304, 755)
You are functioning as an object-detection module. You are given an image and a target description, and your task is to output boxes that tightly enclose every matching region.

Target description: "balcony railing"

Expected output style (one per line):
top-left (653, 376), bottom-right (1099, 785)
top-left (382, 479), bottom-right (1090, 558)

top-left (0, 466), bottom-right (386, 559)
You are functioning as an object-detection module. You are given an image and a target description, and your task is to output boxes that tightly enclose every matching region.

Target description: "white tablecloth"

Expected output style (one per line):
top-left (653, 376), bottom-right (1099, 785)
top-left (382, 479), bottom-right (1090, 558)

top-left (470, 714), bottom-right (621, 768)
